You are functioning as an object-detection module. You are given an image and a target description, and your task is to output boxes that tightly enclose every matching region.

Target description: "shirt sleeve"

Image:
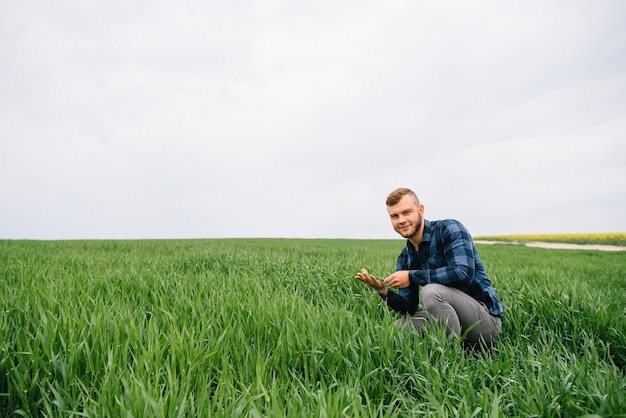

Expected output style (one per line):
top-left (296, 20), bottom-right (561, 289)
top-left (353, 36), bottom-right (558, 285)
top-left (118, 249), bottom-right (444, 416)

top-left (379, 247), bottom-right (419, 315)
top-left (382, 284), bottom-right (419, 315)
top-left (409, 221), bottom-right (475, 287)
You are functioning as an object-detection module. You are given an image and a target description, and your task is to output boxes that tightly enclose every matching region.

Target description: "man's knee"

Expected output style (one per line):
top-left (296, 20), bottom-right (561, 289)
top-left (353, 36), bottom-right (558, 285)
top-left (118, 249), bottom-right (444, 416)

top-left (422, 283), bottom-right (449, 309)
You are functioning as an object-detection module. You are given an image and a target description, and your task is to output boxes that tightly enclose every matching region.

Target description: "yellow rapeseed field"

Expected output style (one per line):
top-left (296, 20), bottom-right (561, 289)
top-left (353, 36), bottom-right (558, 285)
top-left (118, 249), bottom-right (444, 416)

top-left (473, 232), bottom-right (626, 246)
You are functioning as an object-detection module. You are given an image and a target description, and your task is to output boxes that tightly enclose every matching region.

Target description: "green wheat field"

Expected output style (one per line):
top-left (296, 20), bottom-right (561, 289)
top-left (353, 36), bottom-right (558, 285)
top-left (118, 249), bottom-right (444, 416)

top-left (1, 238), bottom-right (625, 417)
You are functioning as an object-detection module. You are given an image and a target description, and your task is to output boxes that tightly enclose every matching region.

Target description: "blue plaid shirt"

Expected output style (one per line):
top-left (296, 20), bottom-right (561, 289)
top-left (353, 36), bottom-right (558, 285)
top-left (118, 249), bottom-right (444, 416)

top-left (385, 219), bottom-right (503, 317)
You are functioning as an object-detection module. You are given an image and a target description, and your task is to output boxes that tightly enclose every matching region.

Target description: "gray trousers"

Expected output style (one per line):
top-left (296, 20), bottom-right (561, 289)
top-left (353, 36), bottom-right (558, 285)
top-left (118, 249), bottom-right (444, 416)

top-left (395, 283), bottom-right (502, 347)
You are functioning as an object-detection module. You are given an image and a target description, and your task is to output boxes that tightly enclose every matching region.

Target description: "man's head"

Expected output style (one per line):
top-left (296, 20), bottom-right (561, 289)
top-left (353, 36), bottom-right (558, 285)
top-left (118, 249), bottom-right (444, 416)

top-left (386, 188), bottom-right (424, 242)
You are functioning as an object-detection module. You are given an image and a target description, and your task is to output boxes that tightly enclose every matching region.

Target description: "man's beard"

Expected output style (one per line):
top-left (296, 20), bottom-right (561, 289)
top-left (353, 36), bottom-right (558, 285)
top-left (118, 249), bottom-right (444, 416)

top-left (398, 215), bottom-right (423, 239)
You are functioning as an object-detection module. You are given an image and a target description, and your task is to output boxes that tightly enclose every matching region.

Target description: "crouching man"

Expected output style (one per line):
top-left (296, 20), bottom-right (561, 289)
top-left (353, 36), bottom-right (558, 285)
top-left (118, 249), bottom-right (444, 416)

top-left (355, 188), bottom-right (503, 348)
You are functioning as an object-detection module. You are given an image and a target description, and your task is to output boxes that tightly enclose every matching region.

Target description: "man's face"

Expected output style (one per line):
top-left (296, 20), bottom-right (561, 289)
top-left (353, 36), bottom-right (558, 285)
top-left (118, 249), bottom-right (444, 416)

top-left (387, 194), bottom-right (424, 240)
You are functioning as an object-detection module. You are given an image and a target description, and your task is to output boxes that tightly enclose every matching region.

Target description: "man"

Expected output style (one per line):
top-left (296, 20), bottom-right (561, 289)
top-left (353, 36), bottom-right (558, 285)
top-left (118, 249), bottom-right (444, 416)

top-left (355, 188), bottom-right (503, 347)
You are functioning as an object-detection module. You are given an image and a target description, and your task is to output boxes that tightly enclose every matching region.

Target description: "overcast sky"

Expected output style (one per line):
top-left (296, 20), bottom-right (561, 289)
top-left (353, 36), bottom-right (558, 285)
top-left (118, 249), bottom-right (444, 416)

top-left (1, 0), bottom-right (625, 240)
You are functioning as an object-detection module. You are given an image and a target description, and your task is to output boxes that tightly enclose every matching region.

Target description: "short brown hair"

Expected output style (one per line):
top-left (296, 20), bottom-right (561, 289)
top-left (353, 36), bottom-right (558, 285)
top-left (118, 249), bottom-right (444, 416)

top-left (386, 188), bottom-right (420, 206)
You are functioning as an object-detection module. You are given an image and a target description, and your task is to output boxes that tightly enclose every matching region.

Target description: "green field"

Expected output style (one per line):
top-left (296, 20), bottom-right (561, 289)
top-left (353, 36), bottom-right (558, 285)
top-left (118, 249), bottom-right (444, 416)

top-left (1, 239), bottom-right (625, 417)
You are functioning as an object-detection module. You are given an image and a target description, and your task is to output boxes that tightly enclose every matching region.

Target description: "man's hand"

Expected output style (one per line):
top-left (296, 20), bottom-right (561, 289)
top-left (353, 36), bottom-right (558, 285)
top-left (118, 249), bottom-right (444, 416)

top-left (355, 269), bottom-right (388, 296)
top-left (383, 271), bottom-right (410, 289)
